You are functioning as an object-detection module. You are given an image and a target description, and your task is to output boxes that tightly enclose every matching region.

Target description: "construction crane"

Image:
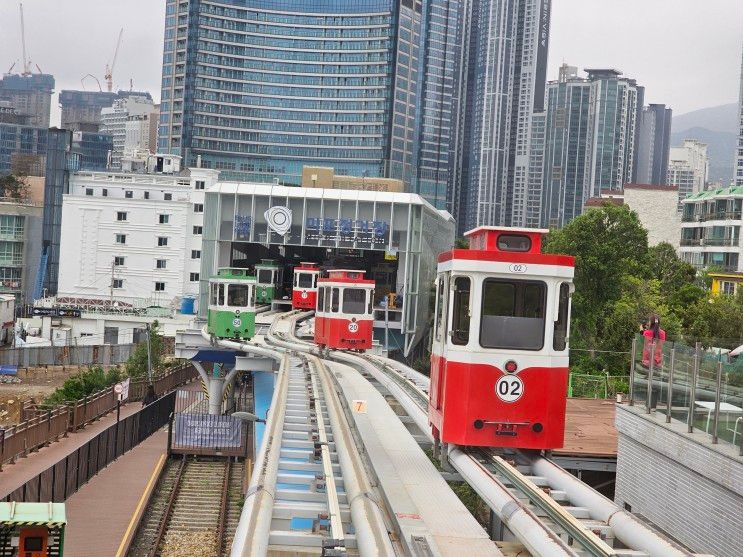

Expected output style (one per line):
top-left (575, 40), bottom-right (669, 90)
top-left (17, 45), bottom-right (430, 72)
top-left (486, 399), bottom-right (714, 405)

top-left (104, 28), bottom-right (124, 93)
top-left (19, 2), bottom-right (33, 76)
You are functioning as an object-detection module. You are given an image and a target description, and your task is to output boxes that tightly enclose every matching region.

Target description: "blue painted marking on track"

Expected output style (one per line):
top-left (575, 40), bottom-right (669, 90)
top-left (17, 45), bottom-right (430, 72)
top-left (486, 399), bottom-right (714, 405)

top-left (276, 482), bottom-right (310, 491)
top-left (253, 370), bottom-right (274, 455)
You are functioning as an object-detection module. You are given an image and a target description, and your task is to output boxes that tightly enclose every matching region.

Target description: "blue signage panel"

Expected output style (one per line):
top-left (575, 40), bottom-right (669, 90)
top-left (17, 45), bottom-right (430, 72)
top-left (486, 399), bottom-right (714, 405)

top-left (234, 215), bottom-right (252, 240)
top-left (174, 414), bottom-right (242, 448)
top-left (305, 218), bottom-right (389, 242)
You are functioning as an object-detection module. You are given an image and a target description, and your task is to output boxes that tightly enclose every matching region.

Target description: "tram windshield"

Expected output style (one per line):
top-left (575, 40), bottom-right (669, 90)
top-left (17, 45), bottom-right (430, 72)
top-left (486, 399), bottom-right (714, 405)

top-left (257, 269), bottom-right (272, 284)
top-left (343, 288), bottom-right (367, 315)
top-left (228, 284), bottom-right (251, 307)
top-left (297, 273), bottom-right (314, 288)
top-left (480, 279), bottom-right (546, 350)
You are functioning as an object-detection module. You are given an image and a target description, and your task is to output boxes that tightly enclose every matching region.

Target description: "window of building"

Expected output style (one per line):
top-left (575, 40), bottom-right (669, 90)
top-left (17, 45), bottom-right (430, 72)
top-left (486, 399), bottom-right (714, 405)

top-left (156, 259), bottom-right (167, 269)
top-left (191, 250), bottom-right (201, 259)
top-left (102, 188), bottom-right (108, 197)
top-left (115, 234), bottom-right (126, 244)
top-left (159, 214), bottom-right (170, 224)
top-left (114, 256), bottom-right (125, 266)
top-left (450, 276), bottom-right (471, 345)
top-left (155, 282), bottom-right (165, 291)
top-left (85, 188), bottom-right (93, 196)
top-left (193, 203), bottom-right (204, 213)
top-left (116, 211), bottom-right (127, 221)
top-left (190, 272), bottom-right (200, 282)
top-left (480, 279), bottom-right (546, 350)
top-left (342, 288), bottom-right (367, 315)
top-left (164, 193), bottom-right (172, 201)
top-left (195, 180), bottom-right (205, 190)
top-left (721, 281), bottom-right (736, 295)
top-left (125, 191), bottom-right (133, 198)
top-left (157, 237), bottom-right (168, 246)
top-left (193, 226), bottom-right (202, 235)
top-left (553, 283), bottom-right (571, 351)
top-left (144, 191), bottom-right (150, 199)
top-left (113, 279), bottom-right (124, 289)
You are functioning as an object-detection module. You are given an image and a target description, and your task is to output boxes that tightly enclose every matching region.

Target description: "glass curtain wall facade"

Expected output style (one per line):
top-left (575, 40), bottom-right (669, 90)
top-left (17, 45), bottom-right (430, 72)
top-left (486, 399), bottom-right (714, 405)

top-left (159, 0), bottom-right (428, 192)
top-left (634, 103), bottom-right (672, 186)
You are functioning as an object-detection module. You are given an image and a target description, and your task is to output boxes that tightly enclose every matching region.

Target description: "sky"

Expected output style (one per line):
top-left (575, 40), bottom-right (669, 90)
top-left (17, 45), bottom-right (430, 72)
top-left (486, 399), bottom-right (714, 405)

top-left (0, 0), bottom-right (741, 127)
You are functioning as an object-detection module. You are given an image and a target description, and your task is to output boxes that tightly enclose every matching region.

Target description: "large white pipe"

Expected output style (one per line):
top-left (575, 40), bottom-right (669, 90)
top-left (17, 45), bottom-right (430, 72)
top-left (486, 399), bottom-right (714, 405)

top-left (229, 354), bottom-right (290, 557)
top-left (529, 458), bottom-right (694, 557)
top-left (313, 356), bottom-right (396, 557)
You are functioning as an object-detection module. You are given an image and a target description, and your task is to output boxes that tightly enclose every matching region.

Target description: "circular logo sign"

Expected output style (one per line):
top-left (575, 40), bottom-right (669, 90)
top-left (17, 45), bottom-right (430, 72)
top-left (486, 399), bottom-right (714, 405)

top-left (301, 291), bottom-right (308, 299)
top-left (114, 383), bottom-right (123, 394)
top-left (495, 375), bottom-right (524, 403)
top-left (509, 263), bottom-right (528, 273)
top-left (232, 317), bottom-right (242, 328)
top-left (348, 322), bottom-right (359, 333)
top-left (264, 206), bottom-right (293, 235)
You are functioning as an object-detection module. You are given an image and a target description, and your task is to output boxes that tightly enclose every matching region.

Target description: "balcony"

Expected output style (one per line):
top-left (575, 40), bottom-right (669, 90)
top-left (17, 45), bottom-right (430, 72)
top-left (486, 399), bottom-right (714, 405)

top-left (703, 237), bottom-right (740, 247)
top-left (680, 238), bottom-right (702, 247)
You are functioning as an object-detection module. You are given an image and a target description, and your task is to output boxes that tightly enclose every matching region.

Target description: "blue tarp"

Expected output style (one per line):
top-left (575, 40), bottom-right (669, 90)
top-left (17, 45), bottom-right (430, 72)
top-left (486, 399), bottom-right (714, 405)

top-left (0, 366), bottom-right (17, 376)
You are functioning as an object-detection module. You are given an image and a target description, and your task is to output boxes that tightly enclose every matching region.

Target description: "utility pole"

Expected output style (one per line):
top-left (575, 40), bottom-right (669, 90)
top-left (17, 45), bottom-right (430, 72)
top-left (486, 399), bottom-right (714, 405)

top-left (146, 323), bottom-right (152, 384)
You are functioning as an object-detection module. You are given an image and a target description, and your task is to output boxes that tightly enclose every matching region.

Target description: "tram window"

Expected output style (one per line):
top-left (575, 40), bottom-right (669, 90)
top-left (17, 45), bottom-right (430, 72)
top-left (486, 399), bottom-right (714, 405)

top-left (228, 284), bottom-right (250, 307)
top-left (497, 234), bottom-right (531, 252)
top-left (318, 286), bottom-right (325, 312)
top-left (435, 277), bottom-right (446, 341)
top-left (553, 283), bottom-right (570, 351)
top-left (297, 273), bottom-right (313, 288)
top-left (218, 284), bottom-right (225, 306)
top-left (313, 274), bottom-right (318, 288)
top-left (250, 285), bottom-right (256, 305)
top-left (451, 277), bottom-right (471, 345)
top-left (368, 289), bottom-right (374, 314)
top-left (325, 287), bottom-right (331, 312)
top-left (343, 288), bottom-right (366, 314)
top-left (210, 284), bottom-right (219, 305)
top-left (480, 279), bottom-right (546, 350)
top-left (331, 288), bottom-right (340, 312)
top-left (258, 269), bottom-right (272, 284)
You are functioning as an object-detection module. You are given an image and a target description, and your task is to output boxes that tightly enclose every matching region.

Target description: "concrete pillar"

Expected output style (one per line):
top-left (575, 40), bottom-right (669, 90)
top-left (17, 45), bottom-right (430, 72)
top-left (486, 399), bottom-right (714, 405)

top-left (208, 376), bottom-right (225, 415)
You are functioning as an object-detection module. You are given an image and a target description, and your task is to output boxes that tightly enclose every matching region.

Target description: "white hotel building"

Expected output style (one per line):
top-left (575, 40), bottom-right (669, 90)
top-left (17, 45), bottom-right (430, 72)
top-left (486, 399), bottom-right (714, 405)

top-left (57, 165), bottom-right (219, 311)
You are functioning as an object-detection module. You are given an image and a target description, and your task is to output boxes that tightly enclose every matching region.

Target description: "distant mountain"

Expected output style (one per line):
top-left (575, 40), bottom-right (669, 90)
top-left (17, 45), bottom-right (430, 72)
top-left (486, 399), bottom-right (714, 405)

top-left (671, 103), bottom-right (738, 184)
top-left (672, 103), bottom-right (738, 134)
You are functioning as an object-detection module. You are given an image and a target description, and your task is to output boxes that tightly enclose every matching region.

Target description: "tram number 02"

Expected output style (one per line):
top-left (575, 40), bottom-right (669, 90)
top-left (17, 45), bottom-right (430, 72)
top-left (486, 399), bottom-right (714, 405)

top-left (495, 375), bottom-right (524, 403)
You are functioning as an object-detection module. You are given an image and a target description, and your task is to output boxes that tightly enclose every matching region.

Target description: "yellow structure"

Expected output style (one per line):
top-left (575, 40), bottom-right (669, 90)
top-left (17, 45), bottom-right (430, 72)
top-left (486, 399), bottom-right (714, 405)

top-left (709, 272), bottom-right (743, 296)
top-left (301, 166), bottom-right (404, 193)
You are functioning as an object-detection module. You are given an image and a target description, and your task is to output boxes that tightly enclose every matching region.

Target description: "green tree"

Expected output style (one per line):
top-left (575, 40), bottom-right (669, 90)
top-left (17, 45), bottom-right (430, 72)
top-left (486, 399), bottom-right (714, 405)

top-left (0, 174), bottom-right (29, 200)
top-left (544, 205), bottom-right (649, 353)
top-left (125, 321), bottom-right (165, 380)
top-left (645, 242), bottom-right (697, 291)
top-left (687, 293), bottom-right (743, 349)
top-left (44, 365), bottom-right (122, 407)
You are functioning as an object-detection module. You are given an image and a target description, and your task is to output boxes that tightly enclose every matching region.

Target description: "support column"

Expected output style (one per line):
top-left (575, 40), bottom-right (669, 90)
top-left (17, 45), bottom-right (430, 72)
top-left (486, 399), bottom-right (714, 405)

top-left (208, 376), bottom-right (225, 416)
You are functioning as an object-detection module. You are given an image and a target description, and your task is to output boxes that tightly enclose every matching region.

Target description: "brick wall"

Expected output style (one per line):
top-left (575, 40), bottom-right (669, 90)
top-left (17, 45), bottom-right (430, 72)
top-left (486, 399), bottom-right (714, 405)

top-left (615, 405), bottom-right (743, 556)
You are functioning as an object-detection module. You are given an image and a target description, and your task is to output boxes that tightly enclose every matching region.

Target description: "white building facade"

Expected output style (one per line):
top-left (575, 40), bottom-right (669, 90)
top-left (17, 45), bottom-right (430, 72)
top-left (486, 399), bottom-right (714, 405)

top-left (623, 184), bottom-right (681, 249)
top-left (667, 140), bottom-right (709, 201)
top-left (57, 167), bottom-right (219, 311)
top-left (100, 96), bottom-right (157, 170)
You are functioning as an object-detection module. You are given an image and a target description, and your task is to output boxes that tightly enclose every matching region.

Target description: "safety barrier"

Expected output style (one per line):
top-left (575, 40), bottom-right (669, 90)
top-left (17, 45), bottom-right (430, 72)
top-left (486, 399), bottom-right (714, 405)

top-left (0, 363), bottom-right (197, 467)
top-left (1, 391), bottom-right (176, 502)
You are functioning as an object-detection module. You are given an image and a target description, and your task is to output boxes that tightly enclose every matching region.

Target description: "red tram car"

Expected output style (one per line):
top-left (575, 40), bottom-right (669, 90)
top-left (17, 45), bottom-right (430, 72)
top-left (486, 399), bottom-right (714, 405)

top-left (429, 227), bottom-right (575, 450)
top-left (292, 262), bottom-right (321, 310)
top-left (315, 270), bottom-right (375, 351)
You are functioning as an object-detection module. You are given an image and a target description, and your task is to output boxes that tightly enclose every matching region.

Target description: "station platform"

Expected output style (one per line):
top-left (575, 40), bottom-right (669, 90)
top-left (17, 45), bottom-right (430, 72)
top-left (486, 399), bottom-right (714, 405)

top-left (0, 402), bottom-right (142, 498)
top-left (64, 429), bottom-right (168, 556)
top-left (558, 398), bottom-right (617, 458)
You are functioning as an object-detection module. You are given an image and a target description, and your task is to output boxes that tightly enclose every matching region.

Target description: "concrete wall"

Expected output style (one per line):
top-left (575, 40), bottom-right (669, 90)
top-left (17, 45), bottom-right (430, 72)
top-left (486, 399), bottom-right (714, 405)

top-left (615, 405), bottom-right (743, 556)
top-left (623, 185), bottom-right (681, 248)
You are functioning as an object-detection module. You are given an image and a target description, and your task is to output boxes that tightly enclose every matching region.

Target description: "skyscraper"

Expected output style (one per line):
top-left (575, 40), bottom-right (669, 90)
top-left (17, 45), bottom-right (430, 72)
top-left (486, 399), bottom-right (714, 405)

top-left (0, 74), bottom-right (55, 128)
top-left (100, 95), bottom-right (157, 170)
top-left (534, 65), bottom-right (643, 227)
top-left (736, 45), bottom-right (743, 187)
top-left (668, 140), bottom-right (709, 201)
top-left (59, 90), bottom-right (119, 131)
top-left (456, 0), bottom-right (551, 233)
top-left (635, 103), bottom-right (672, 185)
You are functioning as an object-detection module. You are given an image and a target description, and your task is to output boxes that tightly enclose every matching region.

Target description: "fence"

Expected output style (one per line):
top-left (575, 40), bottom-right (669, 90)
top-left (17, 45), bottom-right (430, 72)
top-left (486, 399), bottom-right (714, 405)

top-left (629, 335), bottom-right (743, 456)
top-left (1, 391), bottom-right (175, 502)
top-left (1, 363), bottom-right (197, 467)
top-left (568, 372), bottom-right (630, 399)
top-left (0, 344), bottom-right (136, 367)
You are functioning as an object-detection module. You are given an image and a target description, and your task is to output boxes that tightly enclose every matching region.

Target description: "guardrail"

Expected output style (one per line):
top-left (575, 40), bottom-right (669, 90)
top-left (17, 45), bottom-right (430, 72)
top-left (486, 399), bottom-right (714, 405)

top-left (0, 363), bottom-right (197, 467)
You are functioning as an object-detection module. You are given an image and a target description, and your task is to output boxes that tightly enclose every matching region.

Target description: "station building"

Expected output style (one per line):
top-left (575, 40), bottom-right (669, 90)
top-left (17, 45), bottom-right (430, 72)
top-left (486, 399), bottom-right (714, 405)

top-left (200, 182), bottom-right (455, 355)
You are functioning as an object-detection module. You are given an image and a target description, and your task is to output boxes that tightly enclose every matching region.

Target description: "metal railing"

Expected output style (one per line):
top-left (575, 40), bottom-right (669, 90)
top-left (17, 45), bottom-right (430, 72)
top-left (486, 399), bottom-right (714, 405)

top-left (0, 363), bottom-right (197, 467)
top-left (628, 335), bottom-right (743, 456)
top-left (1, 391), bottom-right (176, 502)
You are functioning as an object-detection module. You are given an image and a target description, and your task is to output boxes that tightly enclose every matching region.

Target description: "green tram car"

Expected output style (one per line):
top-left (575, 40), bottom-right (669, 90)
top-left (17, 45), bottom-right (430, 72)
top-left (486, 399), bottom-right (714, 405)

top-left (207, 268), bottom-right (256, 340)
top-left (255, 259), bottom-right (283, 304)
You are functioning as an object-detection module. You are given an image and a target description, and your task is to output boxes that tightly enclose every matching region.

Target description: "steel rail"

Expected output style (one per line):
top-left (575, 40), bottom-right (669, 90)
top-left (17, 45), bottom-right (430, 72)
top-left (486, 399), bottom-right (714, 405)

top-left (218, 459), bottom-right (232, 555)
top-left (148, 457), bottom-right (186, 557)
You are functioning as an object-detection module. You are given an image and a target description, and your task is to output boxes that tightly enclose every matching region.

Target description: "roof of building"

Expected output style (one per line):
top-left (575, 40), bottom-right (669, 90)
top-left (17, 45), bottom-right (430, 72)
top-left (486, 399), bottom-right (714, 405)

top-left (707, 271), bottom-right (743, 280)
top-left (684, 184), bottom-right (743, 202)
top-left (584, 197), bottom-right (624, 207)
top-left (624, 183), bottom-right (679, 192)
top-left (0, 502), bottom-right (66, 527)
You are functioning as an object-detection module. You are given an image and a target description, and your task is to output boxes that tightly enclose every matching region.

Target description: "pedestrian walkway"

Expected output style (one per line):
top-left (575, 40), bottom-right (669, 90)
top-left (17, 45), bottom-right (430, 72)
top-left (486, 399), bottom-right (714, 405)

top-left (0, 403), bottom-right (140, 497)
top-left (64, 429), bottom-right (168, 557)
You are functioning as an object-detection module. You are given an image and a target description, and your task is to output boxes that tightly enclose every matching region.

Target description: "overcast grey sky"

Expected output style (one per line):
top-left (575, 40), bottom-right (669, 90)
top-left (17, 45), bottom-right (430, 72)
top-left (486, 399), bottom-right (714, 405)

top-left (0, 0), bottom-right (741, 126)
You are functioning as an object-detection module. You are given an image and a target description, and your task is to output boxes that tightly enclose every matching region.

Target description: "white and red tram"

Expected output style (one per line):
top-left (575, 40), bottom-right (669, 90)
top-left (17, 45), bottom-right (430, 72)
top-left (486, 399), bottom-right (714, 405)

top-left (292, 262), bottom-right (321, 310)
top-left (429, 227), bottom-right (575, 449)
top-left (314, 270), bottom-right (375, 351)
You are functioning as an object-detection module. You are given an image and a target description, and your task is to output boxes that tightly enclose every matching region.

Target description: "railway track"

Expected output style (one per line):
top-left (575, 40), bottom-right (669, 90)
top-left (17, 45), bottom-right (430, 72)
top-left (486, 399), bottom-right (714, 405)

top-left (128, 457), bottom-right (244, 557)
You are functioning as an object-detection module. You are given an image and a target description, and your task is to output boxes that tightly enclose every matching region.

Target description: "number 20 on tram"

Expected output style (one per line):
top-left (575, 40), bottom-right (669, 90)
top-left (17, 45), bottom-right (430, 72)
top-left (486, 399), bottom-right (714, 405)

top-left (429, 227), bottom-right (575, 450)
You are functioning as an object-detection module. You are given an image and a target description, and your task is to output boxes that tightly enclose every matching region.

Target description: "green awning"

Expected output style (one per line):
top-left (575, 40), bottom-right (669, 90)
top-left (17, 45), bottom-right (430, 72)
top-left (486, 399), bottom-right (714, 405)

top-left (0, 502), bottom-right (66, 528)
